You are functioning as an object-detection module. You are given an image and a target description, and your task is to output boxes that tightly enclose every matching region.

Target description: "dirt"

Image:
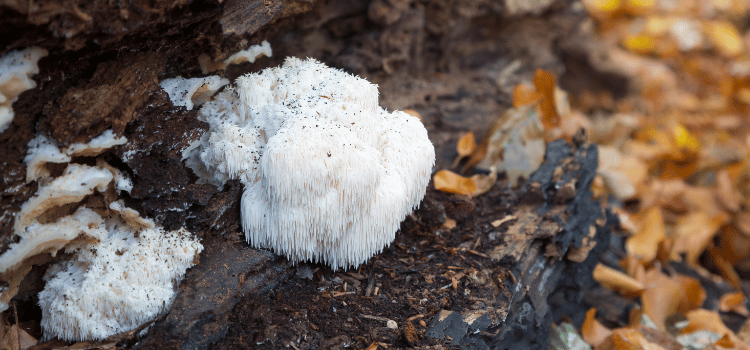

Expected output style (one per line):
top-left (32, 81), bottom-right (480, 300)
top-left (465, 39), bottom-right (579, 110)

top-left (0, 0), bottom-right (621, 349)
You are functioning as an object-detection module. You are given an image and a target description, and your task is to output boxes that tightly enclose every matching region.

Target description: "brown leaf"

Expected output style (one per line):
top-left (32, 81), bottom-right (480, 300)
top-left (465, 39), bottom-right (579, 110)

top-left (682, 309), bottom-right (748, 349)
top-left (719, 292), bottom-right (749, 317)
top-left (533, 69), bottom-right (560, 129)
top-left (469, 167), bottom-right (497, 196)
top-left (641, 270), bottom-right (683, 330)
top-left (670, 211), bottom-right (725, 265)
top-left (512, 83), bottom-right (542, 108)
top-left (674, 275), bottom-right (705, 313)
top-left (716, 169), bottom-right (741, 213)
top-left (433, 170), bottom-right (476, 195)
top-left (0, 324), bottom-right (37, 350)
top-left (626, 207), bottom-right (666, 262)
top-left (593, 263), bottom-right (645, 297)
top-left (582, 308), bottom-right (612, 346)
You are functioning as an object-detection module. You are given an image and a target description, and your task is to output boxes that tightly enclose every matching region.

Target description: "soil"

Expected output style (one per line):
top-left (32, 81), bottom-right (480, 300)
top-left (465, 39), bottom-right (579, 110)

top-left (0, 0), bottom-right (622, 349)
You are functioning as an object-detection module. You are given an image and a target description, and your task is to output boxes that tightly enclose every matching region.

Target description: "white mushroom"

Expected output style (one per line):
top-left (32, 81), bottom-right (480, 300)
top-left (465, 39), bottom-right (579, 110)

top-left (198, 57), bottom-right (434, 270)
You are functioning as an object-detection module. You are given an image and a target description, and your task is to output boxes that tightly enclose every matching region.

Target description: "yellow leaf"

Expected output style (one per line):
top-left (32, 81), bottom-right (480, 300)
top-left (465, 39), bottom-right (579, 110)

top-left (433, 170), bottom-right (476, 195)
top-left (622, 33), bottom-right (656, 54)
top-left (624, 0), bottom-right (656, 14)
top-left (707, 21), bottom-right (744, 57)
top-left (583, 0), bottom-right (621, 15)
top-left (671, 123), bottom-right (700, 154)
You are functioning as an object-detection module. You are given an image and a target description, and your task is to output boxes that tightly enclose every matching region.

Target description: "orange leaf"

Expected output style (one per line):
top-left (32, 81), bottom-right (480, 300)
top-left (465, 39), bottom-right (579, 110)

top-left (715, 334), bottom-right (736, 348)
top-left (720, 292), bottom-right (749, 317)
top-left (581, 308), bottom-right (612, 346)
top-left (433, 170), bottom-right (476, 195)
top-left (593, 263), bottom-right (645, 297)
top-left (513, 83), bottom-right (542, 108)
top-left (682, 309), bottom-right (744, 349)
top-left (675, 275), bottom-right (706, 313)
top-left (403, 109), bottom-right (422, 121)
top-left (718, 223), bottom-right (750, 265)
top-left (457, 132), bottom-right (477, 157)
top-left (532, 69), bottom-right (560, 129)
top-left (470, 167), bottom-right (497, 196)
top-left (626, 207), bottom-right (666, 262)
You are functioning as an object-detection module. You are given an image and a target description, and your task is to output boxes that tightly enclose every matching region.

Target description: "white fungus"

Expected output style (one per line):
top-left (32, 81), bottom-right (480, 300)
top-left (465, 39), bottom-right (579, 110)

top-left (38, 211), bottom-right (202, 341)
top-left (0, 47), bottom-right (47, 132)
top-left (160, 75), bottom-right (229, 110)
top-left (198, 40), bottom-right (272, 74)
top-left (223, 40), bottom-right (272, 66)
top-left (24, 130), bottom-right (127, 183)
top-left (14, 163), bottom-right (113, 234)
top-left (198, 57), bottom-right (435, 270)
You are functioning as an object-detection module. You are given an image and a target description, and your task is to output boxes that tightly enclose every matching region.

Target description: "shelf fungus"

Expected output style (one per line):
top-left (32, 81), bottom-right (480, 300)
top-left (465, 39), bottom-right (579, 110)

top-left (1, 130), bottom-right (202, 341)
top-left (195, 57), bottom-right (435, 270)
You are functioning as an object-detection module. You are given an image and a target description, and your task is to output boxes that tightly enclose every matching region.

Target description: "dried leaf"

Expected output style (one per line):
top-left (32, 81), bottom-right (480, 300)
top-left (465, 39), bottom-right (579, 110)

top-left (403, 109), bottom-right (422, 122)
top-left (682, 309), bottom-right (744, 348)
top-left (452, 132), bottom-right (478, 168)
top-left (476, 104), bottom-right (545, 186)
top-left (533, 69), bottom-right (560, 129)
top-left (674, 275), bottom-right (705, 313)
top-left (719, 292), bottom-right (749, 317)
top-left (641, 270), bottom-right (682, 330)
top-left (593, 263), bottom-right (645, 297)
top-left (0, 324), bottom-right (37, 350)
top-left (513, 83), bottom-right (542, 108)
top-left (670, 211), bottom-right (724, 265)
top-left (716, 169), bottom-right (741, 213)
top-left (707, 21), bottom-right (744, 57)
top-left (626, 207), bottom-right (666, 262)
top-left (470, 166), bottom-right (497, 196)
top-left (456, 132), bottom-right (477, 158)
top-left (433, 170), bottom-right (476, 195)
top-left (582, 308), bottom-right (612, 346)
top-left (707, 247), bottom-right (743, 290)
top-left (442, 218), bottom-right (457, 230)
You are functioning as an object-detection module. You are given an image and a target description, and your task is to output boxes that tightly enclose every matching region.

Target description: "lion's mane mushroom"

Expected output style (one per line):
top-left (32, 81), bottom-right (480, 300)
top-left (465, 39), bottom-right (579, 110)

top-left (197, 57), bottom-right (435, 270)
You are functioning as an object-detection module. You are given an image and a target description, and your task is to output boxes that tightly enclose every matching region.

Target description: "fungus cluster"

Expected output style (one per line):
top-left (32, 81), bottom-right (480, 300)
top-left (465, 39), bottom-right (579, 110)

top-left (195, 57), bottom-right (435, 270)
top-left (0, 47), bottom-right (47, 132)
top-left (1, 128), bottom-right (202, 341)
top-left (38, 208), bottom-right (202, 341)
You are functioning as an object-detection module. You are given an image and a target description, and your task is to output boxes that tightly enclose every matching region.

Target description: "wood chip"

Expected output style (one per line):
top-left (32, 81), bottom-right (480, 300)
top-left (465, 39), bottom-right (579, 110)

top-left (491, 215), bottom-right (517, 227)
